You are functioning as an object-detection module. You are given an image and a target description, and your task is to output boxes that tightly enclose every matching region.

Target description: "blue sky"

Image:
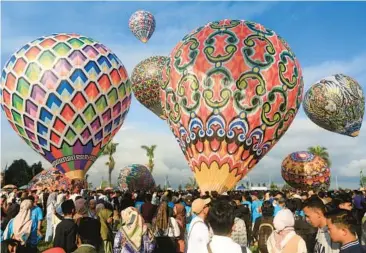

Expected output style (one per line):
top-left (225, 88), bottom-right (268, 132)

top-left (1, 1), bottom-right (366, 188)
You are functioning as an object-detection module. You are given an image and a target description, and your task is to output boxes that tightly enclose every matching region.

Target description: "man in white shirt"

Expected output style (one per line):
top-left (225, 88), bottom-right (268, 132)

top-left (187, 198), bottom-right (211, 253)
top-left (207, 200), bottom-right (251, 253)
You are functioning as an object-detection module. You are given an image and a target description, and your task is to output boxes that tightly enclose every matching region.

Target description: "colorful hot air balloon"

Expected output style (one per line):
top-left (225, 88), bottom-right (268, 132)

top-left (281, 151), bottom-right (331, 190)
top-left (118, 164), bottom-right (155, 191)
top-left (129, 10), bottom-right (156, 43)
top-left (303, 74), bottom-right (365, 137)
top-left (1, 33), bottom-right (132, 184)
top-left (131, 56), bottom-right (168, 119)
top-left (161, 19), bottom-right (304, 193)
top-left (28, 168), bottom-right (71, 191)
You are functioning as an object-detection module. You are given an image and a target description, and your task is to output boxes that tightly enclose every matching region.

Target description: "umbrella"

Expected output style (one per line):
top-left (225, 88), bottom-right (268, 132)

top-left (236, 185), bottom-right (246, 191)
top-left (2, 184), bottom-right (17, 190)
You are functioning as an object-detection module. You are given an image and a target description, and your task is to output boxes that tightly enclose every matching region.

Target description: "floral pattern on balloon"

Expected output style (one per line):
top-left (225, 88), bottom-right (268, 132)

top-left (131, 56), bottom-right (168, 119)
top-left (281, 151), bottom-right (331, 190)
top-left (161, 19), bottom-right (304, 193)
top-left (1, 33), bottom-right (132, 181)
top-left (28, 168), bottom-right (71, 191)
top-left (118, 164), bottom-right (155, 191)
top-left (303, 74), bottom-right (365, 137)
top-left (129, 10), bottom-right (156, 43)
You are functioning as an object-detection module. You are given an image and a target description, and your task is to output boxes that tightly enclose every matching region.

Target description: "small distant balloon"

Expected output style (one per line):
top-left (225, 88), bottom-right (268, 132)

top-left (281, 151), bottom-right (331, 191)
top-left (131, 56), bottom-right (168, 119)
top-left (118, 164), bottom-right (155, 191)
top-left (303, 74), bottom-right (365, 137)
top-left (129, 10), bottom-right (156, 43)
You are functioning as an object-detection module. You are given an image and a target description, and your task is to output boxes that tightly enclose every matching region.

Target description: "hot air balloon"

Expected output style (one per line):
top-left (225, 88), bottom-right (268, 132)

top-left (1, 33), bottom-right (132, 185)
top-left (28, 168), bottom-right (71, 191)
top-left (281, 151), bottom-right (331, 190)
top-left (129, 10), bottom-right (156, 43)
top-left (303, 74), bottom-right (365, 137)
top-left (118, 164), bottom-right (155, 191)
top-left (131, 56), bottom-right (168, 119)
top-left (161, 19), bottom-right (304, 193)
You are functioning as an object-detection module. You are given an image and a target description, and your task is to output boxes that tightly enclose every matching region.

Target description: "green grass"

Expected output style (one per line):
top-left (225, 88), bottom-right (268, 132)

top-left (37, 221), bottom-right (52, 252)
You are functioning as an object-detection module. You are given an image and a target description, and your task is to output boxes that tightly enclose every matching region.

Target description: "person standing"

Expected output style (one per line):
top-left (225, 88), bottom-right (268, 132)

top-left (303, 196), bottom-right (340, 253)
top-left (187, 198), bottom-right (211, 253)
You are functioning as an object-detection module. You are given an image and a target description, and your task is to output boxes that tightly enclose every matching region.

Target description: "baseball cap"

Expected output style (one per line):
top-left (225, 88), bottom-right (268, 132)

top-left (192, 198), bottom-right (211, 214)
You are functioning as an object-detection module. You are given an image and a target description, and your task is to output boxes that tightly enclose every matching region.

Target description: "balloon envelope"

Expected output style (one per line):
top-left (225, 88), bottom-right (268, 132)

top-left (161, 19), bottom-right (304, 193)
top-left (129, 10), bottom-right (156, 43)
top-left (1, 33), bottom-right (132, 180)
top-left (118, 164), bottom-right (155, 191)
top-left (131, 56), bottom-right (168, 119)
top-left (303, 74), bottom-right (365, 137)
top-left (281, 151), bottom-right (330, 190)
top-left (28, 168), bottom-right (71, 191)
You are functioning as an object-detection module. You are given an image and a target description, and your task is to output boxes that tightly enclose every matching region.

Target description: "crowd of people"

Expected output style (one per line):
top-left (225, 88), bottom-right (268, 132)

top-left (0, 186), bottom-right (366, 253)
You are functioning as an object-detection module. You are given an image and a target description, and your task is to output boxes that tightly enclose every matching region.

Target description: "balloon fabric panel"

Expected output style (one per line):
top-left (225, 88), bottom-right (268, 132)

top-left (161, 20), bottom-right (304, 193)
top-left (303, 74), bottom-right (365, 137)
top-left (1, 34), bottom-right (132, 180)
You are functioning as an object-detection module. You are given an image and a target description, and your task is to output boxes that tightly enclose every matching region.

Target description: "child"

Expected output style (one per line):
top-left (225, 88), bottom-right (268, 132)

top-left (326, 209), bottom-right (364, 253)
top-left (53, 200), bottom-right (78, 253)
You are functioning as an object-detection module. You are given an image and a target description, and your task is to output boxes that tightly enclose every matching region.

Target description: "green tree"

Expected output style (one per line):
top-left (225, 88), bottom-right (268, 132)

top-left (308, 146), bottom-right (331, 166)
top-left (4, 159), bottom-right (44, 187)
top-left (141, 145), bottom-right (157, 173)
top-left (360, 168), bottom-right (366, 187)
top-left (262, 182), bottom-right (266, 187)
top-left (102, 141), bottom-right (119, 187)
top-left (270, 182), bottom-right (278, 190)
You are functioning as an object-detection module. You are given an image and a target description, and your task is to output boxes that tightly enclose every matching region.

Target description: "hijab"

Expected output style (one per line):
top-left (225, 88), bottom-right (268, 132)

top-left (174, 203), bottom-right (186, 228)
top-left (273, 209), bottom-right (296, 250)
top-left (153, 202), bottom-right (168, 234)
top-left (47, 192), bottom-right (58, 207)
top-left (5, 199), bottom-right (33, 245)
top-left (74, 198), bottom-right (88, 222)
top-left (120, 207), bottom-right (147, 251)
top-left (98, 209), bottom-right (113, 241)
top-left (96, 203), bottom-right (105, 214)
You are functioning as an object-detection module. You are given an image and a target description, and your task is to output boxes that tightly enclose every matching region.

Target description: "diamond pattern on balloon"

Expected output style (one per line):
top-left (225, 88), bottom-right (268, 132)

top-left (12, 93), bottom-right (24, 111)
top-left (25, 46), bottom-right (42, 61)
top-left (41, 70), bottom-right (59, 90)
top-left (5, 72), bottom-right (16, 90)
top-left (56, 80), bottom-right (74, 99)
top-left (67, 38), bottom-right (84, 48)
top-left (54, 59), bottom-right (73, 77)
top-left (53, 117), bottom-right (66, 134)
top-left (84, 81), bottom-right (99, 101)
top-left (70, 69), bottom-right (88, 89)
top-left (13, 58), bottom-right (27, 76)
top-left (82, 104), bottom-right (96, 123)
top-left (40, 38), bottom-right (57, 48)
top-left (69, 50), bottom-right (87, 67)
top-left (71, 92), bottom-right (87, 111)
top-left (38, 50), bottom-right (56, 69)
top-left (25, 62), bottom-right (42, 83)
top-left (60, 104), bottom-right (75, 123)
top-left (16, 78), bottom-right (31, 97)
top-left (82, 45), bottom-right (99, 59)
top-left (53, 42), bottom-right (72, 57)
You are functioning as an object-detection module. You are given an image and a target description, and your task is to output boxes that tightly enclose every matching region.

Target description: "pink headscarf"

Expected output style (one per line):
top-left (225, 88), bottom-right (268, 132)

top-left (273, 209), bottom-right (295, 250)
top-left (4, 199), bottom-right (33, 245)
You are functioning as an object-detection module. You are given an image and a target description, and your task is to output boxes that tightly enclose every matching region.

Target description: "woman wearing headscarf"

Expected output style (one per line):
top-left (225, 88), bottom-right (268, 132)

top-left (173, 203), bottom-right (186, 253)
top-left (98, 208), bottom-right (114, 253)
top-left (152, 202), bottom-right (180, 252)
top-left (113, 207), bottom-right (155, 253)
top-left (267, 209), bottom-right (307, 253)
top-left (73, 198), bottom-right (88, 225)
top-left (88, 199), bottom-right (98, 219)
top-left (45, 192), bottom-right (58, 242)
top-left (96, 203), bottom-right (105, 215)
top-left (2, 199), bottom-right (33, 245)
top-left (52, 193), bottom-right (66, 240)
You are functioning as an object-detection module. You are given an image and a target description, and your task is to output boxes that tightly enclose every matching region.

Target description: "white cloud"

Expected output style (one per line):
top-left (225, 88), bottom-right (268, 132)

top-left (342, 159), bottom-right (366, 177)
top-left (302, 53), bottom-right (366, 89)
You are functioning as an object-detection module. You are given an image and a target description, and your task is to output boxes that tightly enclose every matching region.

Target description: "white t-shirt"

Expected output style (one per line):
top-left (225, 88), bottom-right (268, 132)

top-left (208, 235), bottom-right (251, 253)
top-left (187, 216), bottom-right (210, 253)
